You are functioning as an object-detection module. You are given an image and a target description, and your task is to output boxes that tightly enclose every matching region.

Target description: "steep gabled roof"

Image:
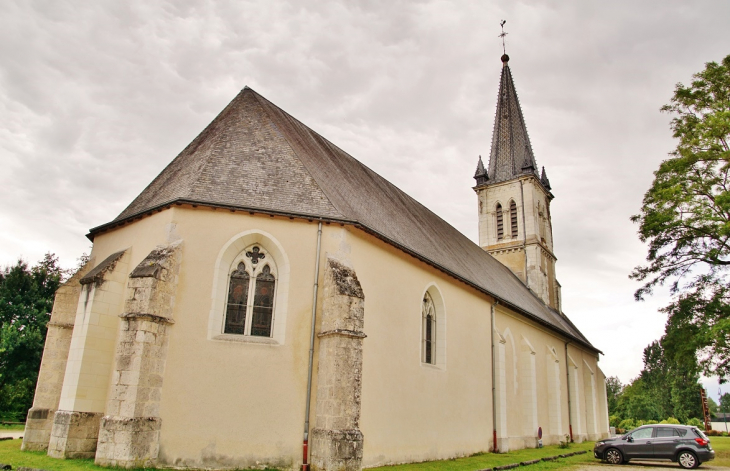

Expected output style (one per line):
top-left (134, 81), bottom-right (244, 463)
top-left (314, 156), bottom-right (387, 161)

top-left (90, 87), bottom-right (597, 352)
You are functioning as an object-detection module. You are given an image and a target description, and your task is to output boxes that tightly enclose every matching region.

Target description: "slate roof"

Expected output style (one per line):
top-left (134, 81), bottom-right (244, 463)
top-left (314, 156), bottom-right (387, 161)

top-left (90, 86), bottom-right (598, 353)
top-left (483, 56), bottom-right (550, 191)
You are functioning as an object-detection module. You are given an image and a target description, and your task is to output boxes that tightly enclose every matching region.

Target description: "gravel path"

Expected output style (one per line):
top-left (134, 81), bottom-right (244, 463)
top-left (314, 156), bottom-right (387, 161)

top-left (576, 460), bottom-right (729, 470)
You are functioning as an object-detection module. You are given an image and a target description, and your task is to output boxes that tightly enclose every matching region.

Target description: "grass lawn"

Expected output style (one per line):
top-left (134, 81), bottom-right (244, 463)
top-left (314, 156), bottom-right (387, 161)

top-left (709, 436), bottom-right (730, 468)
top-left (0, 438), bottom-right (116, 471)
top-left (1, 437), bottom-right (595, 471)
top-left (367, 441), bottom-right (597, 470)
top-left (0, 438), bottom-right (279, 471)
top-left (9, 437), bottom-right (725, 470)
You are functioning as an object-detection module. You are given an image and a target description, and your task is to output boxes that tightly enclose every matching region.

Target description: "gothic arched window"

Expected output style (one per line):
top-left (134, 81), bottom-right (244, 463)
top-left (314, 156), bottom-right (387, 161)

top-left (510, 200), bottom-right (518, 238)
top-left (422, 292), bottom-right (436, 364)
top-left (496, 203), bottom-right (504, 240)
top-left (224, 245), bottom-right (277, 337)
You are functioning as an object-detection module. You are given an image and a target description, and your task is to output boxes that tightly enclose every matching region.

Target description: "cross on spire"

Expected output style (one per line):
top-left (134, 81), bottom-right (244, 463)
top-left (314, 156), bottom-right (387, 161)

top-left (499, 20), bottom-right (508, 55)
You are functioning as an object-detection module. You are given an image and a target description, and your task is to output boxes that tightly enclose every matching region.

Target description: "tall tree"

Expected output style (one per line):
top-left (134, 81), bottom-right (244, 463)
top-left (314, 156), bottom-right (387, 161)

top-left (606, 376), bottom-right (624, 416)
top-left (0, 254), bottom-right (64, 419)
top-left (631, 54), bottom-right (730, 381)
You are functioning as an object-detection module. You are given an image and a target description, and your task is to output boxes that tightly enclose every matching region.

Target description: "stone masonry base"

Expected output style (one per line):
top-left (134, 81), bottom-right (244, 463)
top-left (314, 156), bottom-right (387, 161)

top-left (47, 411), bottom-right (102, 459)
top-left (95, 416), bottom-right (161, 468)
top-left (21, 407), bottom-right (54, 452)
top-left (311, 428), bottom-right (363, 471)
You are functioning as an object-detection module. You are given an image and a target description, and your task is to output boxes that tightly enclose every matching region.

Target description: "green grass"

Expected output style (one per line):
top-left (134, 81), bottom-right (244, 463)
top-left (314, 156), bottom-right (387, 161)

top-left (709, 436), bottom-right (730, 468)
top-left (0, 439), bottom-right (112, 471)
top-left (0, 438), bottom-right (281, 471)
top-left (366, 441), bottom-right (597, 470)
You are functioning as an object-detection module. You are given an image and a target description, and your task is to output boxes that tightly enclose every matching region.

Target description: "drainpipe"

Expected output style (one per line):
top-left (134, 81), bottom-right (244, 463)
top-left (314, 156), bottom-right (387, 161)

top-left (519, 180), bottom-right (528, 286)
top-left (302, 222), bottom-right (323, 471)
top-left (491, 301), bottom-right (499, 452)
top-left (565, 342), bottom-right (573, 442)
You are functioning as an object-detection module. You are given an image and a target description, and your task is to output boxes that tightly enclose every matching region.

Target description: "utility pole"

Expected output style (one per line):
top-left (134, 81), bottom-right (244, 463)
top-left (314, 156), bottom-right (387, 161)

top-left (721, 387), bottom-right (729, 434)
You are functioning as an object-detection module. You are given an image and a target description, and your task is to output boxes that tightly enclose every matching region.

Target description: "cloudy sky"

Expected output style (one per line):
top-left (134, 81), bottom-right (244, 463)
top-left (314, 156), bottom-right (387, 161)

top-left (1, 0), bottom-right (729, 400)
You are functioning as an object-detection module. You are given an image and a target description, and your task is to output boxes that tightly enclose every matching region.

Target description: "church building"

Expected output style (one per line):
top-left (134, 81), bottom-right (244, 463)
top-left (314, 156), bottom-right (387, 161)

top-left (23, 54), bottom-right (610, 470)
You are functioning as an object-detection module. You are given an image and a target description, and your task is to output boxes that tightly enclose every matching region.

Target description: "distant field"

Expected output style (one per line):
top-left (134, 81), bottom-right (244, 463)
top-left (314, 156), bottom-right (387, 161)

top-left (0, 424), bottom-right (25, 431)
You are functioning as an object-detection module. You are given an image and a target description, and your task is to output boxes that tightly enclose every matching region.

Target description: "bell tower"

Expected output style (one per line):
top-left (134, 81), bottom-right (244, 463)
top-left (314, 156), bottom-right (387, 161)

top-left (473, 54), bottom-right (561, 311)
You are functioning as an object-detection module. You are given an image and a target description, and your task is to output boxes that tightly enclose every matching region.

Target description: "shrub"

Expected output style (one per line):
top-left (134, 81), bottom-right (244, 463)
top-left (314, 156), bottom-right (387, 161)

top-left (618, 419), bottom-right (636, 431)
top-left (706, 430), bottom-right (721, 436)
top-left (660, 417), bottom-right (680, 425)
top-left (643, 420), bottom-right (658, 425)
top-left (558, 434), bottom-right (571, 449)
top-left (687, 418), bottom-right (703, 427)
top-left (609, 415), bottom-right (622, 427)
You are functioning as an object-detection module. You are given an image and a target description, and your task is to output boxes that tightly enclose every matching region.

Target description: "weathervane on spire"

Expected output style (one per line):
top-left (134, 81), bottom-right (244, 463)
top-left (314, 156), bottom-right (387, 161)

top-left (499, 20), bottom-right (508, 55)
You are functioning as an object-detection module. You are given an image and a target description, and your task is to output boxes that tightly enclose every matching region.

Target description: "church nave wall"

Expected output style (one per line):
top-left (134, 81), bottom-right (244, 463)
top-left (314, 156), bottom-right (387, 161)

top-left (337, 227), bottom-right (495, 468)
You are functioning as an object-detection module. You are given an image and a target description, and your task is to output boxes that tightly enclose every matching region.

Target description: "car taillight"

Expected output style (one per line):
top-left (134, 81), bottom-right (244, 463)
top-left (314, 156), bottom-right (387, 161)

top-left (695, 438), bottom-right (709, 446)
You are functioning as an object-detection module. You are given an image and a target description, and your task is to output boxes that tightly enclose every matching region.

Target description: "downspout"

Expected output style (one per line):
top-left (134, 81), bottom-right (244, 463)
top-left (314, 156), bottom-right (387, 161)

top-left (565, 342), bottom-right (573, 442)
top-left (302, 222), bottom-right (323, 471)
top-left (519, 180), bottom-right (528, 286)
top-left (491, 301), bottom-right (499, 452)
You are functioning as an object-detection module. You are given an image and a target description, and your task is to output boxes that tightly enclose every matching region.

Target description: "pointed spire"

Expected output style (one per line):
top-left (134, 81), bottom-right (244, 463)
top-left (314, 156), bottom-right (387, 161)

top-left (474, 155), bottom-right (489, 185)
top-left (540, 166), bottom-right (551, 190)
top-left (486, 55), bottom-right (539, 184)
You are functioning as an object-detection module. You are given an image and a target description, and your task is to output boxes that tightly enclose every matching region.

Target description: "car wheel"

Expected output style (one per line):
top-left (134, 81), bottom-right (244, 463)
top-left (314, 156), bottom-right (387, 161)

top-left (677, 451), bottom-right (698, 469)
top-left (604, 448), bottom-right (623, 465)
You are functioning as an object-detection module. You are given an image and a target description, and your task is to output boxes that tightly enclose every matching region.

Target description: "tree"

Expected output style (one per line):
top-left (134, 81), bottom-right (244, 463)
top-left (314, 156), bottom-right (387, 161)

top-left (606, 376), bottom-right (624, 416)
top-left (721, 392), bottom-right (730, 414)
top-left (0, 254), bottom-right (64, 419)
top-left (708, 396), bottom-right (719, 418)
top-left (631, 54), bottom-right (730, 381)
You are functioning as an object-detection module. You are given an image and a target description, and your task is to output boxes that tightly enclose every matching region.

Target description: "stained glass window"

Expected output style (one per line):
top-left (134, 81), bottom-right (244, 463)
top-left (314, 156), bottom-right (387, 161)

top-left (224, 262), bottom-right (249, 334)
top-left (251, 265), bottom-right (275, 337)
top-left (422, 292), bottom-right (436, 364)
top-left (222, 247), bottom-right (277, 338)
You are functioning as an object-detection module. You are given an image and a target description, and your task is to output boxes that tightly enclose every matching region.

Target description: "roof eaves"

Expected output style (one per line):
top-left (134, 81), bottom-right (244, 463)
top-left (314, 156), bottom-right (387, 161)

top-left (85, 197), bottom-right (600, 354)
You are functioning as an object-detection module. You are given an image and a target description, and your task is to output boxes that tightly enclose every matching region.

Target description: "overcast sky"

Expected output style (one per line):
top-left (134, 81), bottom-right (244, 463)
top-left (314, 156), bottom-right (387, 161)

top-left (1, 0), bottom-right (729, 401)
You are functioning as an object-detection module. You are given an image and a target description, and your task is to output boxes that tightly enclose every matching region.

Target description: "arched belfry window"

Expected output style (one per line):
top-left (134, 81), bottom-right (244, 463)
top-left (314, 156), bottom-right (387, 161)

top-left (496, 203), bottom-right (504, 240)
top-left (224, 245), bottom-right (277, 337)
top-left (422, 292), bottom-right (436, 364)
top-left (510, 200), bottom-right (518, 238)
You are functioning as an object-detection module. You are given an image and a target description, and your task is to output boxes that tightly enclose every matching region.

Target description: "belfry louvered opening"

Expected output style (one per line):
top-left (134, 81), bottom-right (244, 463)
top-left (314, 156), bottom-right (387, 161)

top-left (510, 200), bottom-right (518, 237)
top-left (496, 203), bottom-right (504, 240)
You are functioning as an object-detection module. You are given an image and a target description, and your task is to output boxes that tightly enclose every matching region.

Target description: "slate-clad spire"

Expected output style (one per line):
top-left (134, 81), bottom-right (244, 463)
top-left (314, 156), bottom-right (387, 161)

top-left (473, 155), bottom-right (488, 185)
top-left (540, 166), bottom-right (551, 190)
top-left (486, 55), bottom-right (540, 184)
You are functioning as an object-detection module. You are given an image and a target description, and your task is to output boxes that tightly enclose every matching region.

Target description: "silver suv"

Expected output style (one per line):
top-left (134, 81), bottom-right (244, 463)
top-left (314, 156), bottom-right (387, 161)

top-left (593, 424), bottom-right (714, 469)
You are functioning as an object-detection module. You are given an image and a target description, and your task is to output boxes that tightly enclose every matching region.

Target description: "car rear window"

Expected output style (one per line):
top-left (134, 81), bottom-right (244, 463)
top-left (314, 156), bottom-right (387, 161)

top-left (674, 428), bottom-right (687, 437)
top-left (692, 428), bottom-right (708, 439)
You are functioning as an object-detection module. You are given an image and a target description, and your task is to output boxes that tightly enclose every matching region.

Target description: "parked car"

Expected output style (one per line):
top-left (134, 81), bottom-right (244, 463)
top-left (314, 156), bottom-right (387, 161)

top-left (593, 424), bottom-right (714, 469)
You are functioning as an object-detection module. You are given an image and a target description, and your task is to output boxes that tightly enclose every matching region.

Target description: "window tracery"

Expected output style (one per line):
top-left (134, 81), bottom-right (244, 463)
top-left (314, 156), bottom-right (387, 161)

top-left (224, 245), bottom-right (277, 337)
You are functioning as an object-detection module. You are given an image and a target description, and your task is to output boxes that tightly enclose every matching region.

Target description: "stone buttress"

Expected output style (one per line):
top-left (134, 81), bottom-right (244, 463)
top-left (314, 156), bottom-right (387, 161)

top-left (22, 260), bottom-right (94, 452)
top-left (311, 258), bottom-right (366, 471)
top-left (48, 250), bottom-right (130, 459)
top-left (95, 241), bottom-right (182, 468)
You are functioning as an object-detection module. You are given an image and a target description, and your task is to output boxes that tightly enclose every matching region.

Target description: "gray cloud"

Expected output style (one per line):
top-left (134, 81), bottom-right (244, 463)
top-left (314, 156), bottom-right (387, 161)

top-left (1, 0), bottom-right (729, 386)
